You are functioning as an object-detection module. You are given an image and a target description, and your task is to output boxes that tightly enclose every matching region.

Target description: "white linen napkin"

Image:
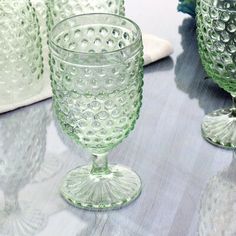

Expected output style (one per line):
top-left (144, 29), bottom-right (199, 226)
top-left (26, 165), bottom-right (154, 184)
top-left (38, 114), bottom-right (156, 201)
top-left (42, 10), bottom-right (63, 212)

top-left (143, 34), bottom-right (173, 66)
top-left (0, 34), bottom-right (173, 114)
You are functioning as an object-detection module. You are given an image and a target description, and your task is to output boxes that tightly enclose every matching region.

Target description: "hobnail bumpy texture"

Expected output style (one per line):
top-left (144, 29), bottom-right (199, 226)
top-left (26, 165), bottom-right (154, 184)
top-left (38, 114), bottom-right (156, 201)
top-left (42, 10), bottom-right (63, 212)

top-left (197, 0), bottom-right (236, 96)
top-left (199, 160), bottom-right (236, 236)
top-left (50, 14), bottom-right (143, 210)
top-left (46, 0), bottom-right (125, 32)
top-left (0, 0), bottom-right (44, 106)
top-left (31, 0), bottom-right (50, 75)
top-left (50, 19), bottom-right (143, 154)
top-left (31, 0), bottom-right (47, 39)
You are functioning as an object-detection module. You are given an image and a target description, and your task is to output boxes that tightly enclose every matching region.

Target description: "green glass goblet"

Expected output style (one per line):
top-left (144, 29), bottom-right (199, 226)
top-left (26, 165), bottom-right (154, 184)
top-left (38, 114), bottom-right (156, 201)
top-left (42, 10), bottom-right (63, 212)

top-left (49, 13), bottom-right (144, 210)
top-left (197, 0), bottom-right (236, 148)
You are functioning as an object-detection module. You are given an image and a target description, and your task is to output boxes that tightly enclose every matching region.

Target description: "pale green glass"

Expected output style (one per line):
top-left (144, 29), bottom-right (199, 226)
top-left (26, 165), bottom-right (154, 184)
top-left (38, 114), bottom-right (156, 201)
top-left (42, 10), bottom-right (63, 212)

top-left (49, 13), bottom-right (144, 210)
top-left (31, 0), bottom-right (51, 76)
top-left (0, 0), bottom-right (44, 106)
top-left (197, 0), bottom-right (236, 148)
top-left (30, 0), bottom-right (125, 78)
top-left (46, 0), bottom-right (125, 32)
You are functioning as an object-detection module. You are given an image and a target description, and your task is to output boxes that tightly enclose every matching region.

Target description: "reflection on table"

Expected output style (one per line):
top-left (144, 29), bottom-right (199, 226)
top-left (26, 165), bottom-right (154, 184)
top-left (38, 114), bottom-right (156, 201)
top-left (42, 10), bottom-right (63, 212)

top-left (0, 103), bottom-right (50, 236)
top-left (199, 151), bottom-right (236, 236)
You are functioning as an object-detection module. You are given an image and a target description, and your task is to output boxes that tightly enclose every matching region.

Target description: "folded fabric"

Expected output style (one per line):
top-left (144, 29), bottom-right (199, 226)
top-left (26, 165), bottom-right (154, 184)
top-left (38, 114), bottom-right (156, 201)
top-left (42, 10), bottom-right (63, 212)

top-left (0, 34), bottom-right (173, 114)
top-left (143, 34), bottom-right (173, 66)
top-left (0, 77), bottom-right (52, 114)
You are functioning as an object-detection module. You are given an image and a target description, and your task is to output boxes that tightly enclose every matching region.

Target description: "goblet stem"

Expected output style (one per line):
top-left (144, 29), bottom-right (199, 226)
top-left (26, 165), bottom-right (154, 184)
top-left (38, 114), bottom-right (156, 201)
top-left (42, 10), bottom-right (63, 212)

top-left (4, 192), bottom-right (19, 213)
top-left (233, 149), bottom-right (236, 160)
top-left (91, 153), bottom-right (110, 175)
top-left (232, 96), bottom-right (236, 116)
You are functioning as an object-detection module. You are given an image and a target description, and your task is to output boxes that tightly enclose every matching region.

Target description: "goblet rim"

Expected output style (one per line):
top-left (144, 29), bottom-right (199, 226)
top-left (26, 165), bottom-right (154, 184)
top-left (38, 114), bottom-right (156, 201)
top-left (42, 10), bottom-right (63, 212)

top-left (200, 0), bottom-right (236, 13)
top-left (49, 13), bottom-right (142, 56)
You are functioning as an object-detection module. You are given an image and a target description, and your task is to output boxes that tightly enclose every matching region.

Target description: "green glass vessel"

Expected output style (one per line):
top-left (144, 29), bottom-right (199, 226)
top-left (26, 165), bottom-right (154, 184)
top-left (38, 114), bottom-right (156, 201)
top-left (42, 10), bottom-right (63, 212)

top-left (197, 0), bottom-right (236, 148)
top-left (49, 13), bottom-right (144, 210)
top-left (30, 0), bottom-right (125, 77)
top-left (46, 0), bottom-right (125, 32)
top-left (0, 0), bottom-right (43, 106)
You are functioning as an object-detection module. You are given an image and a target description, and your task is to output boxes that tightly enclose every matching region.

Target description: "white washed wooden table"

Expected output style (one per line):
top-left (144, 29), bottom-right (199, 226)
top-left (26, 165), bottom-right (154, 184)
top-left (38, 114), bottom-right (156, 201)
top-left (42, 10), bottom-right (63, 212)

top-left (0, 1), bottom-right (233, 236)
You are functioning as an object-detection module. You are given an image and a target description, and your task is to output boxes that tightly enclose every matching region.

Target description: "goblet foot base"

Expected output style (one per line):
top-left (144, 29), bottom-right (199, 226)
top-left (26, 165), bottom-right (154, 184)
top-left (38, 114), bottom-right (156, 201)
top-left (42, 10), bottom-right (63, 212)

top-left (202, 108), bottom-right (236, 148)
top-left (60, 164), bottom-right (142, 211)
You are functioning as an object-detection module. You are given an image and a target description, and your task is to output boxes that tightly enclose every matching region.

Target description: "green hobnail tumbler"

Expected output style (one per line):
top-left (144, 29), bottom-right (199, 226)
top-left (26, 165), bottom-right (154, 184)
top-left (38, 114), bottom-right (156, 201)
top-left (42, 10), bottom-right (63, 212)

top-left (197, 0), bottom-right (236, 148)
top-left (49, 13), bottom-right (144, 210)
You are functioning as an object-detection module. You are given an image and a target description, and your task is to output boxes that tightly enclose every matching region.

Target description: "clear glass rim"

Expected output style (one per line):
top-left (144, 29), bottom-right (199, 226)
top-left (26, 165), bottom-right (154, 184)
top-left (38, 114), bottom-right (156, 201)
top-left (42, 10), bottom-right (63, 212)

top-left (49, 13), bottom-right (142, 56)
top-left (201, 0), bottom-right (236, 12)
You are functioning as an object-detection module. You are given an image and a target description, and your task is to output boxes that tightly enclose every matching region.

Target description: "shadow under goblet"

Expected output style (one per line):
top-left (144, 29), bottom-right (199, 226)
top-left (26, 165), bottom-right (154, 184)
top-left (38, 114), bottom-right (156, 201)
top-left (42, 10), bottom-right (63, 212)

top-left (49, 13), bottom-right (144, 210)
top-left (175, 18), bottom-right (230, 115)
top-left (197, 0), bottom-right (236, 148)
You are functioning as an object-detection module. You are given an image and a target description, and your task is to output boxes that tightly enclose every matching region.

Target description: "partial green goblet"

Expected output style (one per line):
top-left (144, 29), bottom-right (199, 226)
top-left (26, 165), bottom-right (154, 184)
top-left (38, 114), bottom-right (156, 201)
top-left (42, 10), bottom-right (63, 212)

top-left (0, 0), bottom-right (43, 106)
top-left (49, 13), bottom-right (144, 210)
top-left (197, 0), bottom-right (236, 148)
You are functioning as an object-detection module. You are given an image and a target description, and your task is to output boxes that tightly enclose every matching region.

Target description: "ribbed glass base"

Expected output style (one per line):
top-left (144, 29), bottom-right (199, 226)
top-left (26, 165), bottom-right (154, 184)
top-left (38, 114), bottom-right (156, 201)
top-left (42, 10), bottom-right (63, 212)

top-left (202, 108), bottom-right (236, 149)
top-left (60, 164), bottom-right (142, 211)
